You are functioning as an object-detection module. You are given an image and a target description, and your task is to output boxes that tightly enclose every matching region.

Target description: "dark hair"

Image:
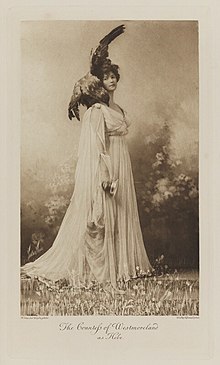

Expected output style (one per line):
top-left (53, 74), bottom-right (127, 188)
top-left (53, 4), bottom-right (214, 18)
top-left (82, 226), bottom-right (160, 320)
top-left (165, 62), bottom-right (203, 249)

top-left (92, 59), bottom-right (120, 82)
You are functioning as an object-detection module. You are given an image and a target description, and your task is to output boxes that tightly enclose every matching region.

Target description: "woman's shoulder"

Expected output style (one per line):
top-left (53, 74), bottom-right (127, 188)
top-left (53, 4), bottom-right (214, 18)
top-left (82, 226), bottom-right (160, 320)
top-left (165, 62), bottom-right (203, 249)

top-left (84, 103), bottom-right (103, 116)
top-left (87, 103), bottom-right (105, 114)
top-left (90, 102), bottom-right (104, 110)
top-left (82, 103), bottom-right (107, 124)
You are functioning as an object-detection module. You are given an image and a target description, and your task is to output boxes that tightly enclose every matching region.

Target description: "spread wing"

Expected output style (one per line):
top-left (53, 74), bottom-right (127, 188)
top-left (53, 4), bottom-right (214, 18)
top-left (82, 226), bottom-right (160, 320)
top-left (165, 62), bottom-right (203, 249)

top-left (68, 24), bottom-right (125, 121)
top-left (90, 24), bottom-right (125, 75)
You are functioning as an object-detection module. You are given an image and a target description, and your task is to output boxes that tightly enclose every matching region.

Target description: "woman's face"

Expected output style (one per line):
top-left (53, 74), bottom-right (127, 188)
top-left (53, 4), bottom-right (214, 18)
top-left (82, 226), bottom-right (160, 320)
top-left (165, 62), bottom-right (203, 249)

top-left (102, 72), bottom-right (117, 92)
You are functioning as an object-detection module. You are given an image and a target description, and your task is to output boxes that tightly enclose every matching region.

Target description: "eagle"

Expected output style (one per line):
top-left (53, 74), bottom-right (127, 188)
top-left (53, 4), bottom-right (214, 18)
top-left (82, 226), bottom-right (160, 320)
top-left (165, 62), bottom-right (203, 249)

top-left (68, 24), bottom-right (125, 121)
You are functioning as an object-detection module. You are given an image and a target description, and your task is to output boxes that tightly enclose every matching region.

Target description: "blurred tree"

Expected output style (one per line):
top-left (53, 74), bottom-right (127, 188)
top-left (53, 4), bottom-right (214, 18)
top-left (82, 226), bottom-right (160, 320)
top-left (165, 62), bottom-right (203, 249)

top-left (133, 121), bottom-right (199, 269)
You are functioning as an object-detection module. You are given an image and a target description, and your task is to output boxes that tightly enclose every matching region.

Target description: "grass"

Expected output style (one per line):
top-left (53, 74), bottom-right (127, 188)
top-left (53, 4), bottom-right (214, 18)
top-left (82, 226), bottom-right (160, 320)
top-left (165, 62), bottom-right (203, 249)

top-left (20, 270), bottom-right (199, 316)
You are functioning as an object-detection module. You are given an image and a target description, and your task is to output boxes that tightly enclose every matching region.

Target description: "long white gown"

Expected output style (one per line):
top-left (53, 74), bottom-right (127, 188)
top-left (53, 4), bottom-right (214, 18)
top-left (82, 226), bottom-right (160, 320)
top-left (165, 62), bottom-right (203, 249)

top-left (21, 103), bottom-right (152, 287)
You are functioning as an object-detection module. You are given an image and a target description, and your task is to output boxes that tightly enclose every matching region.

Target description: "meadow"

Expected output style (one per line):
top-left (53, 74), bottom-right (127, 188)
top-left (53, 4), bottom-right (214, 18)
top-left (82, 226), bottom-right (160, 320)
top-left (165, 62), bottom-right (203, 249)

top-left (20, 269), bottom-right (199, 316)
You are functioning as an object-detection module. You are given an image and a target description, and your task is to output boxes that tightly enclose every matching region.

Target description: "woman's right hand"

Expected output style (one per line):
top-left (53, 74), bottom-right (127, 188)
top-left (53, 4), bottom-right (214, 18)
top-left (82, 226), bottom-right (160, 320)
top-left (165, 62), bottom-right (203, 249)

top-left (102, 179), bottom-right (118, 197)
top-left (102, 181), bottom-right (111, 192)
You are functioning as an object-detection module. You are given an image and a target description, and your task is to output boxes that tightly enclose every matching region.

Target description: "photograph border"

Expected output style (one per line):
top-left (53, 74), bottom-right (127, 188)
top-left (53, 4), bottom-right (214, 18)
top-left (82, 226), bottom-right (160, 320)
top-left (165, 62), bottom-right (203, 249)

top-left (1, 1), bottom-right (219, 364)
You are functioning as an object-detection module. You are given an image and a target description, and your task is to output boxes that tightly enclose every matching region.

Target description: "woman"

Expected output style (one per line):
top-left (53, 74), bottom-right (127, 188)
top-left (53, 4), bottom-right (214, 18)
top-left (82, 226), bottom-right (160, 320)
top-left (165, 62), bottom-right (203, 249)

top-left (21, 25), bottom-right (153, 289)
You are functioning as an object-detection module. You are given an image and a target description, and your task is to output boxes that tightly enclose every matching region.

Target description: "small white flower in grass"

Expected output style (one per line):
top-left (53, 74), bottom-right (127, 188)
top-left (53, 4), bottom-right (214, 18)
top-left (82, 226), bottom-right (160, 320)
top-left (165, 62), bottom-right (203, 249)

top-left (189, 284), bottom-right (194, 293)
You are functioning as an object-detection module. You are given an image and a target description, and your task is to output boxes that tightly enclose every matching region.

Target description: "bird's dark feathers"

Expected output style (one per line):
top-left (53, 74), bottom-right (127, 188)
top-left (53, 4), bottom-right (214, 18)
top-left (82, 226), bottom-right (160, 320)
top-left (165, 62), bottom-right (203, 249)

top-left (68, 25), bottom-right (125, 121)
top-left (90, 24), bottom-right (125, 75)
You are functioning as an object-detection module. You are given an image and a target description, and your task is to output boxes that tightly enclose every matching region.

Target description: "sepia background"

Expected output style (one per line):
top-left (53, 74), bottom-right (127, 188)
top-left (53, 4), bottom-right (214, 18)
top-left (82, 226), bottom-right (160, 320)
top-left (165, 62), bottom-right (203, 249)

top-left (21, 20), bottom-right (199, 270)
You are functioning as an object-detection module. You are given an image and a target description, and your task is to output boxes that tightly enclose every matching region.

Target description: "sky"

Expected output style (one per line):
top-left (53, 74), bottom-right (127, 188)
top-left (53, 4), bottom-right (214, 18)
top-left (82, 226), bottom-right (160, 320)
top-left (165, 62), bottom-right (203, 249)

top-left (21, 20), bottom-right (199, 184)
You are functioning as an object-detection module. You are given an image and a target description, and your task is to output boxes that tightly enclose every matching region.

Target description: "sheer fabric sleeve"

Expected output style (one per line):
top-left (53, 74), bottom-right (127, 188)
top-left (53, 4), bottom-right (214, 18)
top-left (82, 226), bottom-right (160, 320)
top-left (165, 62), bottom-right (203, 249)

top-left (74, 103), bottom-right (117, 229)
top-left (89, 103), bottom-right (113, 184)
top-left (79, 103), bottom-right (118, 287)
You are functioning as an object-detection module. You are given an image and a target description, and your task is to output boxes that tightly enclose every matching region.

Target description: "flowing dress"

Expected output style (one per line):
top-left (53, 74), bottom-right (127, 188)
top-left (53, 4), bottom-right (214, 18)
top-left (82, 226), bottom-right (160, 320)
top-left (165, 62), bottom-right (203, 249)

top-left (21, 103), bottom-right (152, 287)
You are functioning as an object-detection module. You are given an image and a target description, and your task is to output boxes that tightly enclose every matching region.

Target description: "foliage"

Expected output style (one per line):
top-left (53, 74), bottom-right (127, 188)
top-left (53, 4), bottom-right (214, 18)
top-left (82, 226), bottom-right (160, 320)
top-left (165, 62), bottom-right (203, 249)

top-left (21, 157), bottom-right (75, 264)
top-left (27, 232), bottom-right (45, 262)
top-left (132, 122), bottom-right (199, 268)
top-left (135, 122), bottom-right (198, 217)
